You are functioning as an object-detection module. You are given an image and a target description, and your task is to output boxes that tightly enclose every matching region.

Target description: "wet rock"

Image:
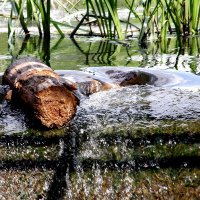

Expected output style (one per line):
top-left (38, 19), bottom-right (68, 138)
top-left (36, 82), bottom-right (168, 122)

top-left (72, 85), bottom-right (200, 133)
top-left (0, 85), bottom-right (10, 101)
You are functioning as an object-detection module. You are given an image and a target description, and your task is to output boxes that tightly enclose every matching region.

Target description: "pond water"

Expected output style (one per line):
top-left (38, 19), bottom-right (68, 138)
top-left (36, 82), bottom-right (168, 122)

top-left (0, 32), bottom-right (200, 199)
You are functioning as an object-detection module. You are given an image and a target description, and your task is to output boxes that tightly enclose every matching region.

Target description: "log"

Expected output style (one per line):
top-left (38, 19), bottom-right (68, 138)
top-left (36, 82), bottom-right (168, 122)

top-left (57, 68), bottom-right (147, 96)
top-left (3, 57), bottom-right (79, 128)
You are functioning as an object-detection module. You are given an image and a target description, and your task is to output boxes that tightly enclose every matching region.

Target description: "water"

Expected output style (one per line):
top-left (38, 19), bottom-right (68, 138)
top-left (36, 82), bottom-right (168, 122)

top-left (0, 32), bottom-right (200, 199)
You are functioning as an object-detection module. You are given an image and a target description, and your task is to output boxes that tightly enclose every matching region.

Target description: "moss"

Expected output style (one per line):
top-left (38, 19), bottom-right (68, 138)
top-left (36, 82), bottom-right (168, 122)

top-left (0, 145), bottom-right (59, 161)
top-left (95, 119), bottom-right (200, 138)
top-left (0, 170), bottom-right (53, 199)
top-left (68, 168), bottom-right (200, 199)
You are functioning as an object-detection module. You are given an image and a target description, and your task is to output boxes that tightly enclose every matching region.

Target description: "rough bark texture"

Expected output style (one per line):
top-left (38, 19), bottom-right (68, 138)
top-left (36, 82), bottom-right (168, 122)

top-left (3, 57), bottom-right (79, 128)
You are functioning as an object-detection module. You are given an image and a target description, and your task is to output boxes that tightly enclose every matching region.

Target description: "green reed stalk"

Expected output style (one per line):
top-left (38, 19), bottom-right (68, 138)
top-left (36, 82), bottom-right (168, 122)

top-left (8, 7), bottom-right (15, 43)
top-left (190, 0), bottom-right (200, 34)
top-left (9, 0), bottom-right (74, 37)
top-left (124, 0), bottom-right (135, 36)
top-left (94, 0), bottom-right (107, 36)
top-left (125, 0), bottom-right (161, 42)
top-left (182, 0), bottom-right (189, 34)
top-left (165, 0), bottom-right (182, 35)
top-left (87, 0), bottom-right (104, 35)
top-left (105, 0), bottom-right (123, 39)
top-left (86, 0), bottom-right (123, 39)
top-left (99, 0), bottom-right (110, 37)
top-left (10, 0), bottom-right (29, 34)
top-left (28, 0), bottom-right (42, 36)
top-left (189, 37), bottom-right (199, 72)
top-left (160, 8), bottom-right (168, 52)
top-left (8, 0), bottom-right (200, 41)
top-left (39, 0), bottom-right (50, 37)
top-left (124, 0), bottom-right (200, 41)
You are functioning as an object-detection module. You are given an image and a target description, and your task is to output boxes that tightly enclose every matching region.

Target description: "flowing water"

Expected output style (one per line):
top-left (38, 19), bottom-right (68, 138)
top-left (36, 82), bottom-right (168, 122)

top-left (0, 32), bottom-right (200, 199)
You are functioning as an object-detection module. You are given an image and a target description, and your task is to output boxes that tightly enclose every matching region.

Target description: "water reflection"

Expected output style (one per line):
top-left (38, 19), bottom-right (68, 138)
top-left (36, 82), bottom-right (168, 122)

top-left (8, 34), bottom-right (51, 66)
top-left (1, 33), bottom-right (200, 73)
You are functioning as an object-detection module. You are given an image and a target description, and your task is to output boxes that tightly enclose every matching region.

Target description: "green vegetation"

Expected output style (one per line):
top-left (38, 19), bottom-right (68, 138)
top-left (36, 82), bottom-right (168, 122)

top-left (7, 0), bottom-right (82, 38)
top-left (4, 0), bottom-right (200, 42)
top-left (85, 0), bottom-right (123, 39)
top-left (68, 168), bottom-right (200, 199)
top-left (124, 0), bottom-right (200, 42)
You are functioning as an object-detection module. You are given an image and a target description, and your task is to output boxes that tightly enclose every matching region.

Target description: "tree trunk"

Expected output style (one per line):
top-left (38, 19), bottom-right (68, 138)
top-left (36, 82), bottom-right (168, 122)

top-left (3, 57), bottom-right (79, 128)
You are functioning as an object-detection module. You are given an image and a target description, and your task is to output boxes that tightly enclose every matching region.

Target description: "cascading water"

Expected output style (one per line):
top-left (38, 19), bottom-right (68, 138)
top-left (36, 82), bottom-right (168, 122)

top-left (52, 67), bottom-right (200, 199)
top-left (0, 30), bottom-right (199, 198)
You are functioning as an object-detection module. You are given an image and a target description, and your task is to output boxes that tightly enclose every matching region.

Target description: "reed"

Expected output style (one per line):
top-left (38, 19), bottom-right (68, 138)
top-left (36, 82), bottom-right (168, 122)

top-left (6, 0), bottom-right (200, 41)
top-left (190, 0), bottom-right (200, 34)
top-left (84, 0), bottom-right (200, 41)
top-left (125, 0), bottom-right (200, 43)
top-left (85, 0), bottom-right (123, 39)
top-left (8, 0), bottom-right (81, 38)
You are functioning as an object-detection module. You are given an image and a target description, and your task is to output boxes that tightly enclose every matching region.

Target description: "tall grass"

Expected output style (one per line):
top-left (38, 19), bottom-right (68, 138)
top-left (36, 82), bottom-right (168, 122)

top-left (8, 0), bottom-right (81, 38)
top-left (125, 0), bottom-right (200, 43)
top-left (6, 0), bottom-right (200, 42)
top-left (72, 0), bottom-right (200, 41)
top-left (80, 0), bottom-right (123, 39)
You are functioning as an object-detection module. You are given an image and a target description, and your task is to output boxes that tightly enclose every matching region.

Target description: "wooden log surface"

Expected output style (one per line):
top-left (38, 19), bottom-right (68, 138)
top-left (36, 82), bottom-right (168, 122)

top-left (3, 57), bottom-right (79, 128)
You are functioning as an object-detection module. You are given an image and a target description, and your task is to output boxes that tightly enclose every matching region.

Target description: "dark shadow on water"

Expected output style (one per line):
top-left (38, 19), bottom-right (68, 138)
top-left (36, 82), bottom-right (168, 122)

top-left (0, 135), bottom-right (63, 147)
top-left (94, 133), bottom-right (200, 147)
top-left (46, 131), bottom-right (77, 200)
top-left (0, 132), bottom-right (199, 147)
top-left (0, 159), bottom-right (57, 170)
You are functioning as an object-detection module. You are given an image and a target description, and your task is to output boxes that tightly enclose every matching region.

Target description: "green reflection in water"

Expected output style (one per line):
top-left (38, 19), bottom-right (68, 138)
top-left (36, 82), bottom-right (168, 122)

top-left (0, 33), bottom-right (200, 73)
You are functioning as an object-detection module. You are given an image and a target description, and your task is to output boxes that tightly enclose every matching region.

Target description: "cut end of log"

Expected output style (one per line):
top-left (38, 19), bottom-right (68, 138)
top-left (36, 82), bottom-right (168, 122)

top-left (35, 86), bottom-right (78, 128)
top-left (3, 57), bottom-right (79, 129)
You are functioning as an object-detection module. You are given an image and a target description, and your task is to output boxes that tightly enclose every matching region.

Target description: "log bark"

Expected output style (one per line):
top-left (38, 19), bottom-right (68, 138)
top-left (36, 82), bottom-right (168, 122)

top-left (3, 57), bottom-right (79, 128)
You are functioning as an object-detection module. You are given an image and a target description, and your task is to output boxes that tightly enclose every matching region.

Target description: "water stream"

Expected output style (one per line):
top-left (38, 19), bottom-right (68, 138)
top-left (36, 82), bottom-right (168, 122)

top-left (0, 32), bottom-right (199, 199)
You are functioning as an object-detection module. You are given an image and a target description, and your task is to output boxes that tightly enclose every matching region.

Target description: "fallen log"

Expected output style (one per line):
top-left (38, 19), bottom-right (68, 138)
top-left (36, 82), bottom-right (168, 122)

top-left (56, 68), bottom-right (149, 96)
top-left (2, 57), bottom-right (152, 128)
top-left (3, 57), bottom-right (79, 128)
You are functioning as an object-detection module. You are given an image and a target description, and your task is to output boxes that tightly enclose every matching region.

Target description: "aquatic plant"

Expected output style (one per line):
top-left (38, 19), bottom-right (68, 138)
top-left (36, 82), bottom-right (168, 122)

top-left (125, 0), bottom-right (200, 42)
top-left (8, 0), bottom-right (82, 38)
top-left (71, 0), bottom-right (200, 41)
top-left (5, 0), bottom-right (200, 41)
top-left (70, 0), bottom-right (124, 39)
